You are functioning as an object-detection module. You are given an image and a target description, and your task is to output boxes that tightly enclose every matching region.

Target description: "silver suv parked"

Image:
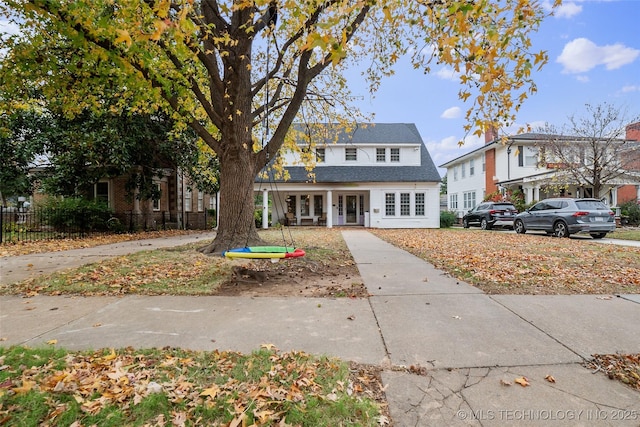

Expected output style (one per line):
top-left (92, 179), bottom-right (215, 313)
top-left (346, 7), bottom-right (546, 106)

top-left (513, 198), bottom-right (615, 239)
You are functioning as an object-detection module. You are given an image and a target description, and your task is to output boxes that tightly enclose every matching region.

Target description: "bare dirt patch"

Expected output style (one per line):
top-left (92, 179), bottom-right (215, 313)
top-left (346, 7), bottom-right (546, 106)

top-left (215, 257), bottom-right (367, 298)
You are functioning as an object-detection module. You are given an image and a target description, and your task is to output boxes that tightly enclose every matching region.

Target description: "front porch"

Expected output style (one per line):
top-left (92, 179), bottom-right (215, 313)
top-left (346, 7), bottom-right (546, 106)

top-left (254, 189), bottom-right (370, 229)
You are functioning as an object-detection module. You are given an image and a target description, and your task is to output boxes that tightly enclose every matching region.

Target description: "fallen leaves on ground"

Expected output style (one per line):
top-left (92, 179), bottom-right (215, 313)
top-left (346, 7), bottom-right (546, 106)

top-left (0, 346), bottom-right (385, 426)
top-left (372, 229), bottom-right (640, 295)
top-left (0, 230), bottom-right (203, 257)
top-left (588, 354), bottom-right (640, 390)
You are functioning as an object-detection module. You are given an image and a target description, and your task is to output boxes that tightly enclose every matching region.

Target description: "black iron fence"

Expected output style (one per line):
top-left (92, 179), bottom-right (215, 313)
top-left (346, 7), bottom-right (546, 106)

top-left (0, 207), bottom-right (212, 244)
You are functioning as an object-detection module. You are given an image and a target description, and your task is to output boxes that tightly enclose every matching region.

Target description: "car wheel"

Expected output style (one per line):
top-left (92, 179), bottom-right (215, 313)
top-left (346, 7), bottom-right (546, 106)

top-left (514, 219), bottom-right (526, 234)
top-left (590, 232), bottom-right (607, 239)
top-left (463, 218), bottom-right (470, 228)
top-left (553, 221), bottom-right (570, 238)
top-left (480, 218), bottom-right (490, 230)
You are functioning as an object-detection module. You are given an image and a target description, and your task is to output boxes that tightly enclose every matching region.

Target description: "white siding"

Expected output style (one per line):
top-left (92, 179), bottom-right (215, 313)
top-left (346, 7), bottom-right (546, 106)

top-left (282, 144), bottom-right (422, 166)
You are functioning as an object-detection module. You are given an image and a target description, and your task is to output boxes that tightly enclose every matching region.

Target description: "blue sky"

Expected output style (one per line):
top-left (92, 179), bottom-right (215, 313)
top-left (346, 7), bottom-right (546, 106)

top-left (345, 0), bottom-right (640, 176)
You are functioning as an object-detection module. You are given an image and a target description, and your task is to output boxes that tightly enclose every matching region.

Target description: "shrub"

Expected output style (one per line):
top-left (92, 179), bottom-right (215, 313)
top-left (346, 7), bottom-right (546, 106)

top-left (38, 197), bottom-right (113, 231)
top-left (440, 210), bottom-right (457, 228)
top-left (619, 199), bottom-right (640, 226)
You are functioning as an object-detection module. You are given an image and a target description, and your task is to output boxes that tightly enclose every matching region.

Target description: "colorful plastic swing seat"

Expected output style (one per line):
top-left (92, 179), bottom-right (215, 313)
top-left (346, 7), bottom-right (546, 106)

top-left (222, 246), bottom-right (306, 259)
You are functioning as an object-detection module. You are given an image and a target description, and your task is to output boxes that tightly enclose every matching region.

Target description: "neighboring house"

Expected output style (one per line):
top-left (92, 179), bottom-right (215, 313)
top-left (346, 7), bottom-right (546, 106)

top-left (440, 123), bottom-right (640, 219)
top-left (89, 170), bottom-right (216, 230)
top-left (253, 123), bottom-right (442, 229)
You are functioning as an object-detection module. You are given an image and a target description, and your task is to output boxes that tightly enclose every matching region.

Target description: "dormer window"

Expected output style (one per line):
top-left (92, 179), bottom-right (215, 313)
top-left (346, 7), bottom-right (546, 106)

top-left (376, 148), bottom-right (386, 162)
top-left (316, 148), bottom-right (325, 163)
top-left (345, 147), bottom-right (357, 161)
top-left (390, 148), bottom-right (400, 162)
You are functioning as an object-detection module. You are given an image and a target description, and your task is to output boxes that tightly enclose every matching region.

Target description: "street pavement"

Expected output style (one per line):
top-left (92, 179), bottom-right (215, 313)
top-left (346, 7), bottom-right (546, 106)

top-left (1, 230), bottom-right (639, 426)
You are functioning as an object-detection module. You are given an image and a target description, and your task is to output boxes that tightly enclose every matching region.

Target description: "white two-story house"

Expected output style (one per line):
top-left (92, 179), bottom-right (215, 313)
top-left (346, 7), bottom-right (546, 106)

top-left (253, 123), bottom-right (442, 228)
top-left (440, 123), bottom-right (640, 218)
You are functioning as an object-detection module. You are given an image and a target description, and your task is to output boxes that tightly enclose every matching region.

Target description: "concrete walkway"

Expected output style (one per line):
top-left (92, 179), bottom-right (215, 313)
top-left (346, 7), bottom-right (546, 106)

top-left (1, 230), bottom-right (639, 426)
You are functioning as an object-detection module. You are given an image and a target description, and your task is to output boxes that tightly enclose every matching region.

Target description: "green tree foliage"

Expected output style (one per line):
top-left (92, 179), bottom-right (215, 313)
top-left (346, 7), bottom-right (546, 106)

top-left (37, 108), bottom-right (203, 201)
top-left (0, 108), bottom-right (48, 205)
top-left (0, 0), bottom-right (557, 252)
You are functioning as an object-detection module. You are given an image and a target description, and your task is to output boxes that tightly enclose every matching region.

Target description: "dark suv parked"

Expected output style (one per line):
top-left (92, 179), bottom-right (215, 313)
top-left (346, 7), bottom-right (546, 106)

top-left (513, 198), bottom-right (615, 238)
top-left (462, 202), bottom-right (518, 230)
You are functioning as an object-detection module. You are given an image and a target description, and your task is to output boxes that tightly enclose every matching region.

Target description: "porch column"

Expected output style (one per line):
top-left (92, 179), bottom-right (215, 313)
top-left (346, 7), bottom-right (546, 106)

top-left (262, 189), bottom-right (269, 229)
top-left (326, 190), bottom-right (333, 228)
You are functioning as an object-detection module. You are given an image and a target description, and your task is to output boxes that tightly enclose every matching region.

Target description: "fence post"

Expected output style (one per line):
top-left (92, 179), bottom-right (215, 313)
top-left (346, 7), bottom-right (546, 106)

top-left (0, 206), bottom-right (3, 244)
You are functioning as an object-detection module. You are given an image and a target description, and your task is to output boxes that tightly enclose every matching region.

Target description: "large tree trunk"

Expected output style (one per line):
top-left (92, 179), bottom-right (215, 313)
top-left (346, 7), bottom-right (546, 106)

top-left (198, 146), bottom-right (264, 255)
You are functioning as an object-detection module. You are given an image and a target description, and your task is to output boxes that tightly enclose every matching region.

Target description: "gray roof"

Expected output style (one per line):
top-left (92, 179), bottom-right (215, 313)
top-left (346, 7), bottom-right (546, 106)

top-left (262, 123), bottom-right (442, 184)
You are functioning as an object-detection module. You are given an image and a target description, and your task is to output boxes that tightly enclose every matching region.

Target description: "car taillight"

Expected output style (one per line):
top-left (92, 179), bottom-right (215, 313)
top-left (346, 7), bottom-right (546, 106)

top-left (489, 210), bottom-right (497, 214)
top-left (608, 211), bottom-right (615, 216)
top-left (572, 211), bottom-right (589, 217)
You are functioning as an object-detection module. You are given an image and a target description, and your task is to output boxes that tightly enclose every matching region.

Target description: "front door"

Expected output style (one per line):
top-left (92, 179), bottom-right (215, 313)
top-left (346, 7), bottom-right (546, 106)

top-left (346, 195), bottom-right (357, 224)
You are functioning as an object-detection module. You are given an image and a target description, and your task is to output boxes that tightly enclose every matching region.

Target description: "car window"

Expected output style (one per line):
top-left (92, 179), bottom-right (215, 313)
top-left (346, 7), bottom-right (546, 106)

top-left (576, 200), bottom-right (608, 210)
top-left (494, 204), bottom-right (516, 210)
top-left (476, 204), bottom-right (487, 211)
top-left (546, 201), bottom-right (564, 209)
top-left (529, 202), bottom-right (548, 212)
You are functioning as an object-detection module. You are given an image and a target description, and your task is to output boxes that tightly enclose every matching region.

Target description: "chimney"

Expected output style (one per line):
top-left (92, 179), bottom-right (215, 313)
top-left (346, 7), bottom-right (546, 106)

top-left (485, 125), bottom-right (498, 144)
top-left (626, 122), bottom-right (640, 141)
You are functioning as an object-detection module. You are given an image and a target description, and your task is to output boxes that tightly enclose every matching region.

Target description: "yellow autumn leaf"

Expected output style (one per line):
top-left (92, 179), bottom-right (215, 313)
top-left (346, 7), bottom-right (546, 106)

top-left (46, 339), bottom-right (57, 345)
top-left (114, 29), bottom-right (132, 48)
top-left (13, 380), bottom-right (35, 394)
top-left (514, 376), bottom-right (529, 387)
top-left (102, 348), bottom-right (117, 361)
top-left (200, 385), bottom-right (220, 398)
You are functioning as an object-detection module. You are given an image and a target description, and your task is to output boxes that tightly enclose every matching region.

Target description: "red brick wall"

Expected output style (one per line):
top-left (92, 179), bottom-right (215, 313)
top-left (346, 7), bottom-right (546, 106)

top-left (618, 185), bottom-right (638, 203)
top-left (626, 122), bottom-right (640, 141)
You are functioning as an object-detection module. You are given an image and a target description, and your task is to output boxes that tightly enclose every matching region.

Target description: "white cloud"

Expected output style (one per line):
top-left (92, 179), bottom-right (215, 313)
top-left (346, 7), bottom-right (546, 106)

top-left (435, 67), bottom-right (460, 82)
top-left (576, 75), bottom-right (589, 83)
top-left (440, 107), bottom-right (461, 119)
top-left (557, 38), bottom-right (640, 73)
top-left (621, 85), bottom-right (640, 93)
top-left (547, 1), bottom-right (583, 18)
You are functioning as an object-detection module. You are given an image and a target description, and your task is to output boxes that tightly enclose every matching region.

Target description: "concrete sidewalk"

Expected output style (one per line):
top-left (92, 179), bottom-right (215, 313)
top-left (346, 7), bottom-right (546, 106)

top-left (1, 230), bottom-right (639, 426)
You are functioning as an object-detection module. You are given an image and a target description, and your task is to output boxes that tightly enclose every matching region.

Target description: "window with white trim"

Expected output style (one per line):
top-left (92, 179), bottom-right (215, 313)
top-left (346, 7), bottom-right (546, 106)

top-left (184, 189), bottom-right (192, 212)
top-left (525, 147), bottom-right (538, 167)
top-left (345, 147), bottom-right (357, 161)
top-left (449, 193), bottom-right (458, 210)
top-left (400, 193), bottom-right (410, 216)
top-left (415, 193), bottom-right (425, 216)
top-left (461, 163), bottom-right (466, 178)
top-left (385, 193), bottom-right (395, 216)
top-left (152, 183), bottom-right (161, 211)
top-left (463, 191), bottom-right (476, 210)
top-left (95, 182), bottom-right (109, 204)
top-left (469, 158), bottom-right (475, 176)
top-left (197, 191), bottom-right (204, 212)
top-left (376, 148), bottom-right (386, 162)
top-left (453, 166), bottom-right (459, 181)
top-left (316, 148), bottom-right (325, 163)
top-left (390, 148), bottom-right (400, 162)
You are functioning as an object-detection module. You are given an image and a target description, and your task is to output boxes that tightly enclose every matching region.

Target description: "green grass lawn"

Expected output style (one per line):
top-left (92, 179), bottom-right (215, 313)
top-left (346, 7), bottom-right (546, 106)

top-left (609, 228), bottom-right (640, 241)
top-left (0, 346), bottom-right (382, 426)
